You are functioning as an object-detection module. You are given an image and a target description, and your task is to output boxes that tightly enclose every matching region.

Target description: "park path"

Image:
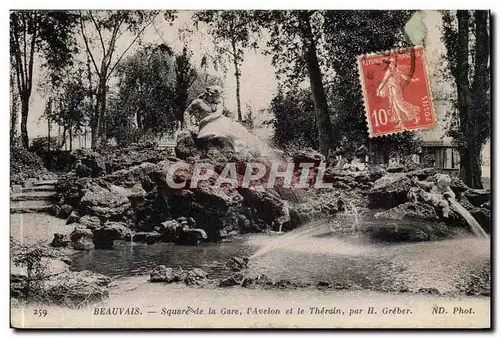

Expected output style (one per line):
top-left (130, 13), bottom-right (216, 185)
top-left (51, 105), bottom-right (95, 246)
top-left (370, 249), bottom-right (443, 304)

top-left (10, 179), bottom-right (58, 214)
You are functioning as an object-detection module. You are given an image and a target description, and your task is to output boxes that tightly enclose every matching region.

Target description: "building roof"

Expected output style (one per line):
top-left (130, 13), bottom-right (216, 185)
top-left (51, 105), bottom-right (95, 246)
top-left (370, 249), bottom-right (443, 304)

top-left (422, 140), bottom-right (456, 148)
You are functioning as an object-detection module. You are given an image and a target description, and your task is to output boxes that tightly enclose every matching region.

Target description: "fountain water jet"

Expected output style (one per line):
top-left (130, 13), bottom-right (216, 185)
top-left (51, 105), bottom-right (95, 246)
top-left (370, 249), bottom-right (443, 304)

top-left (447, 198), bottom-right (488, 238)
top-left (251, 201), bottom-right (362, 259)
top-left (349, 202), bottom-right (360, 235)
top-left (326, 202), bottom-right (360, 236)
top-left (249, 218), bottom-right (332, 259)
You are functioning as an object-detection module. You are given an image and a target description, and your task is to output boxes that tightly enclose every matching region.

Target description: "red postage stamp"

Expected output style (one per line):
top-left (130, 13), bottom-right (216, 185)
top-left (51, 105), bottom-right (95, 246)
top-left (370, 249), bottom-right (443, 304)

top-left (357, 46), bottom-right (436, 137)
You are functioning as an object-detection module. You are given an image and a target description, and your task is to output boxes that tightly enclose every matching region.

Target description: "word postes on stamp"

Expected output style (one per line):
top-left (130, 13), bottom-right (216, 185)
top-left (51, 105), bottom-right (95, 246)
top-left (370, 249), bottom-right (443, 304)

top-left (357, 46), bottom-right (436, 137)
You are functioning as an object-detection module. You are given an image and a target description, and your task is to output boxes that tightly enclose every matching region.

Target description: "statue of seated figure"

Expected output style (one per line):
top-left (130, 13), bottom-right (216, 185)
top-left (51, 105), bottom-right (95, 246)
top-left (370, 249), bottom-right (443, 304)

top-left (177, 86), bottom-right (269, 158)
top-left (183, 85), bottom-right (222, 131)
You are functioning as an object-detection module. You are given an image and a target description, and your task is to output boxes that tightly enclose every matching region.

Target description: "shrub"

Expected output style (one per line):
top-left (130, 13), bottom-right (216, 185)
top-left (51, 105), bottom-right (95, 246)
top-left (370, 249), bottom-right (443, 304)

top-left (10, 238), bottom-right (51, 302)
top-left (29, 136), bottom-right (60, 154)
top-left (10, 143), bottom-right (45, 176)
top-left (269, 88), bottom-right (318, 150)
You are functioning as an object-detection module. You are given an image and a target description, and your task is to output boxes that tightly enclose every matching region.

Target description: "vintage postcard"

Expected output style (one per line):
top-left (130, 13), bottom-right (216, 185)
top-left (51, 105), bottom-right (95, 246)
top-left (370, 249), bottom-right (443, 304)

top-left (10, 9), bottom-right (491, 329)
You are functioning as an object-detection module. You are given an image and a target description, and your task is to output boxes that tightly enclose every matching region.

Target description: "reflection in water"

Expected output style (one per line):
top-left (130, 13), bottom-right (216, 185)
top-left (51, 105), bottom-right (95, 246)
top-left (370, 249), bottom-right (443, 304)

top-left (71, 238), bottom-right (256, 279)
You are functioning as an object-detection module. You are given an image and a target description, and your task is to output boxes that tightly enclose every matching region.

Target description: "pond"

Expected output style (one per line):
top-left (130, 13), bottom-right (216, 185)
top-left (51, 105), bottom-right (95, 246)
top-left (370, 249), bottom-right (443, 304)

top-left (71, 235), bottom-right (258, 279)
top-left (71, 220), bottom-right (490, 295)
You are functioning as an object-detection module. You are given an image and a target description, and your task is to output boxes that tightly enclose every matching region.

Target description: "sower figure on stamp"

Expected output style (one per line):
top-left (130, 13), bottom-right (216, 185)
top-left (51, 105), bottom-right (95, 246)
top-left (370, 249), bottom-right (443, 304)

top-left (376, 55), bottom-right (420, 128)
top-left (408, 174), bottom-right (456, 218)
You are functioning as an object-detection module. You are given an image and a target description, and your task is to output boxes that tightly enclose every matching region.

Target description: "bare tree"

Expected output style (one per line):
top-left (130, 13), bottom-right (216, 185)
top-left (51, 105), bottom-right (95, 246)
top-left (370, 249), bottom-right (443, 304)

top-left (78, 10), bottom-right (177, 148)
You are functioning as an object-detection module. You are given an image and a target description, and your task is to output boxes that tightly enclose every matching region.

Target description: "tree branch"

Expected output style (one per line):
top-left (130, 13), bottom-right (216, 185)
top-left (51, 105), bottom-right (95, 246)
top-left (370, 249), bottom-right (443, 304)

top-left (89, 12), bottom-right (106, 56)
top-left (106, 13), bottom-right (159, 81)
top-left (215, 44), bottom-right (236, 58)
top-left (11, 23), bottom-right (26, 92)
top-left (103, 15), bottom-right (123, 74)
top-left (80, 13), bottom-right (101, 77)
top-left (12, 55), bottom-right (22, 100)
top-left (27, 11), bottom-right (38, 93)
top-left (114, 21), bottom-right (135, 42)
top-left (21, 12), bottom-right (28, 88)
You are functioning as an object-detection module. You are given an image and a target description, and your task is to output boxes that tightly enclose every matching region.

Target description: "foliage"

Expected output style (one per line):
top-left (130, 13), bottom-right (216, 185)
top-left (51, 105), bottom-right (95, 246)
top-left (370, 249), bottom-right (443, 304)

top-left (10, 141), bottom-right (45, 176)
top-left (78, 10), bottom-right (175, 148)
top-left (10, 60), bottom-right (19, 140)
top-left (187, 71), bottom-right (224, 103)
top-left (242, 103), bottom-right (256, 129)
top-left (366, 132), bottom-right (422, 166)
top-left (252, 10), bottom-right (333, 155)
top-left (321, 10), bottom-right (414, 151)
top-left (10, 11), bottom-right (79, 86)
top-left (11, 238), bottom-right (51, 301)
top-left (222, 107), bottom-right (234, 119)
top-left (79, 10), bottom-right (164, 78)
top-left (269, 88), bottom-right (318, 149)
top-left (192, 10), bottom-right (261, 121)
top-left (10, 10), bottom-right (80, 148)
top-left (253, 10), bottom-right (307, 85)
top-left (174, 47), bottom-right (198, 124)
top-left (104, 96), bottom-right (141, 147)
top-left (29, 136), bottom-right (61, 153)
top-left (107, 42), bottom-right (225, 145)
top-left (52, 72), bottom-right (88, 139)
top-left (255, 10), bottom-right (421, 156)
top-left (441, 10), bottom-right (490, 188)
top-left (107, 44), bottom-right (179, 142)
top-left (193, 11), bottom-right (259, 51)
top-left (441, 11), bottom-right (491, 147)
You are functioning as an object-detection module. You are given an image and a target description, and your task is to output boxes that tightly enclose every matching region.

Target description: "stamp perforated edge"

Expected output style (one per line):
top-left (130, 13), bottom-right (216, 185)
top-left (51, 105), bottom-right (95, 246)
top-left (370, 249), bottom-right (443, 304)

top-left (356, 46), bottom-right (437, 139)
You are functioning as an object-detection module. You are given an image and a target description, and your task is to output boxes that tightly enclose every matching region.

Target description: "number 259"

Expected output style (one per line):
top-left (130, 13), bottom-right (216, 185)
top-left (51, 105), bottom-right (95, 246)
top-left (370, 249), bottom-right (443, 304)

top-left (33, 309), bottom-right (47, 317)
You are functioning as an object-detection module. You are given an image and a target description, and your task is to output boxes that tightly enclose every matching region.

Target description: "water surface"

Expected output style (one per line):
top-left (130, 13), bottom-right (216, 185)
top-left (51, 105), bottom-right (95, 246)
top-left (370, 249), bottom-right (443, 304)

top-left (71, 222), bottom-right (490, 295)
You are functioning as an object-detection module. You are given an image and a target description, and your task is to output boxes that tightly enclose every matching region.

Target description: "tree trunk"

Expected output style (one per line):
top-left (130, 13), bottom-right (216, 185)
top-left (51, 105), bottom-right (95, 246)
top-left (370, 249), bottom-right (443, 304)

top-left (459, 147), bottom-right (483, 188)
top-left (466, 10), bottom-right (490, 189)
top-left (69, 127), bottom-right (73, 151)
top-left (91, 80), bottom-right (106, 149)
top-left (86, 53), bottom-right (95, 149)
top-left (20, 97), bottom-right (29, 149)
top-left (10, 69), bottom-right (18, 141)
top-left (90, 108), bottom-right (98, 149)
top-left (231, 38), bottom-right (242, 121)
top-left (14, 12), bottom-right (37, 150)
top-left (11, 102), bottom-right (18, 141)
top-left (176, 92), bottom-right (189, 127)
top-left (100, 89), bottom-right (107, 139)
top-left (58, 125), bottom-right (61, 149)
top-left (47, 119), bottom-right (51, 153)
top-left (61, 126), bottom-right (67, 150)
top-left (299, 11), bottom-right (333, 156)
top-left (90, 121), bottom-right (98, 149)
top-left (455, 11), bottom-right (473, 186)
top-left (97, 79), bottom-right (107, 147)
top-left (137, 110), bottom-right (144, 131)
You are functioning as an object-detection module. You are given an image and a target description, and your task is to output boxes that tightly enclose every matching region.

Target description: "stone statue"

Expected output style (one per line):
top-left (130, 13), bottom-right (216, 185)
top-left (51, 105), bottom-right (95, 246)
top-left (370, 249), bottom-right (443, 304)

top-left (183, 85), bottom-right (222, 131)
top-left (409, 174), bottom-right (455, 218)
top-left (176, 86), bottom-right (270, 159)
